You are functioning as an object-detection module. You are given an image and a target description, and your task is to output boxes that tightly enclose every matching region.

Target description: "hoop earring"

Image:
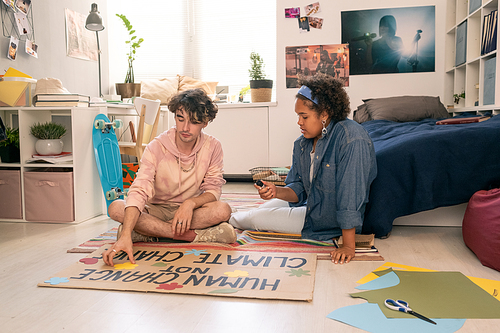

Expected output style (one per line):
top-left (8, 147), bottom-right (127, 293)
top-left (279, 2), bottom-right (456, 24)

top-left (322, 119), bottom-right (327, 136)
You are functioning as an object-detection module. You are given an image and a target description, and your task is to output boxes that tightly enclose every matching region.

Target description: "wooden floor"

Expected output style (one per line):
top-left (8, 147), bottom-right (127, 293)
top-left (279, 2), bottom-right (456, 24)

top-left (1, 182), bottom-right (499, 333)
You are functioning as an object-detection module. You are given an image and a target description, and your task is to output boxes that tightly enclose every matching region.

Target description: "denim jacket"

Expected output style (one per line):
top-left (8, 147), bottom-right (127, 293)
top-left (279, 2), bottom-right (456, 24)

top-left (285, 118), bottom-right (377, 241)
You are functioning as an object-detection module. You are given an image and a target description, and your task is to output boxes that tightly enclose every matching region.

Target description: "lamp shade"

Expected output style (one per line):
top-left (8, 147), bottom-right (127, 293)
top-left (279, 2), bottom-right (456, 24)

top-left (85, 3), bottom-right (104, 31)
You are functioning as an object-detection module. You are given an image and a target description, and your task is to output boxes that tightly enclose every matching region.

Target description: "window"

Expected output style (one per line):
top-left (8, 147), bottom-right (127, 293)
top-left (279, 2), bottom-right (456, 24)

top-left (108, 0), bottom-right (276, 97)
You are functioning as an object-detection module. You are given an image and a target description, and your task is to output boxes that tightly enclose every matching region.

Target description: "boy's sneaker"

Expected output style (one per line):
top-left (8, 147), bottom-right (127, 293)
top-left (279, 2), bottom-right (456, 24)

top-left (117, 225), bottom-right (159, 243)
top-left (193, 222), bottom-right (237, 244)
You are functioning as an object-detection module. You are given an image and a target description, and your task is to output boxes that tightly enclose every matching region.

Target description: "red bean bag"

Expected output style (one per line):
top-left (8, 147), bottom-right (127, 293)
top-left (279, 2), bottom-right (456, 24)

top-left (462, 188), bottom-right (500, 272)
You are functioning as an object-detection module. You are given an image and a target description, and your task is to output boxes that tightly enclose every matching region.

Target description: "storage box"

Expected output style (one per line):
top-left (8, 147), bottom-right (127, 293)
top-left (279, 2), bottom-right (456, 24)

top-left (24, 169), bottom-right (74, 222)
top-left (0, 169), bottom-right (23, 219)
top-left (0, 77), bottom-right (37, 107)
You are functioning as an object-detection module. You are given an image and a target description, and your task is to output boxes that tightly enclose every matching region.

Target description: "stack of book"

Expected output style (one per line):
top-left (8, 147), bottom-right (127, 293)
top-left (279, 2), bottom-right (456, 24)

top-left (33, 94), bottom-right (90, 107)
top-left (481, 10), bottom-right (498, 55)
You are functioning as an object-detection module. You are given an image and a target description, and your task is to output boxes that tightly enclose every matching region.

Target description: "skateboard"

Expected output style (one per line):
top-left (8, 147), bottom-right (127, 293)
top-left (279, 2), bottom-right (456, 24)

top-left (92, 114), bottom-right (124, 213)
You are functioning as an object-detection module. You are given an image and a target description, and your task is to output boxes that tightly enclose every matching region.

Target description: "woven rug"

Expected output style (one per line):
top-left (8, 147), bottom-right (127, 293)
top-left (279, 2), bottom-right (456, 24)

top-left (68, 193), bottom-right (383, 261)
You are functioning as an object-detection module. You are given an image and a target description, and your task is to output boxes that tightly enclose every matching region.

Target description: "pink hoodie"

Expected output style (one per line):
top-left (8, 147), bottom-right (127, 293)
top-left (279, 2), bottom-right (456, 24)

top-left (125, 127), bottom-right (226, 212)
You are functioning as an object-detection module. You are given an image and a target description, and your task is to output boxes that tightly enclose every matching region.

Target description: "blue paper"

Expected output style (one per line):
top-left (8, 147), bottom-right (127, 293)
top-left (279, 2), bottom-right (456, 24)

top-left (327, 303), bottom-right (466, 333)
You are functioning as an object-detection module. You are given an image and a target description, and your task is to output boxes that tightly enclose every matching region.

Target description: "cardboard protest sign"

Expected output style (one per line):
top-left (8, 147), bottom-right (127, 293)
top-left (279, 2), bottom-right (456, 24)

top-left (39, 245), bottom-right (317, 301)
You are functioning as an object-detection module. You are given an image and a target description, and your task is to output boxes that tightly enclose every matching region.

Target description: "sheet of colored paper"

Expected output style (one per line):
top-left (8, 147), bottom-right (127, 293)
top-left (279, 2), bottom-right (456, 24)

top-left (355, 270), bottom-right (400, 290)
top-left (356, 262), bottom-right (500, 301)
top-left (4, 67), bottom-right (32, 78)
top-left (327, 302), bottom-right (465, 333)
top-left (351, 270), bottom-right (500, 319)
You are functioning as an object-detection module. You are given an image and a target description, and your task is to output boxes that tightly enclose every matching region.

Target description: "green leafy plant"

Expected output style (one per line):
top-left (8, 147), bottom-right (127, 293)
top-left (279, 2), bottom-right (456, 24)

top-left (30, 122), bottom-right (66, 140)
top-left (0, 126), bottom-right (19, 148)
top-left (116, 14), bottom-right (144, 83)
top-left (249, 51), bottom-right (267, 80)
top-left (453, 92), bottom-right (465, 104)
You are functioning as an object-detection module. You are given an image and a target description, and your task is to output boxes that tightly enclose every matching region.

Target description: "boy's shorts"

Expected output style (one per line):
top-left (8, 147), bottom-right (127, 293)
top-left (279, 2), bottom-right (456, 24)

top-left (144, 203), bottom-right (179, 222)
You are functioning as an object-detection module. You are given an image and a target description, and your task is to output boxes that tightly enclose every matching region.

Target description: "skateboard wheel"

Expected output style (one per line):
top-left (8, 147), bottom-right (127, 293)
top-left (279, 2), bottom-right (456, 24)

top-left (94, 119), bottom-right (105, 130)
top-left (113, 119), bottom-right (123, 129)
top-left (106, 189), bottom-right (118, 201)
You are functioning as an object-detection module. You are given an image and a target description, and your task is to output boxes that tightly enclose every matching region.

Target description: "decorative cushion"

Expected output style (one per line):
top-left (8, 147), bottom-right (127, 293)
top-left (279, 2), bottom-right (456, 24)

top-left (462, 188), bottom-right (500, 272)
top-left (140, 77), bottom-right (179, 105)
top-left (178, 75), bottom-right (218, 96)
top-left (354, 96), bottom-right (449, 123)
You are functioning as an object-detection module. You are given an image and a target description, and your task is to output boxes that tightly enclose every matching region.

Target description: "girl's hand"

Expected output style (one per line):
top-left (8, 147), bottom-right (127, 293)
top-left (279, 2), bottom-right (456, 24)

top-left (254, 181), bottom-right (276, 200)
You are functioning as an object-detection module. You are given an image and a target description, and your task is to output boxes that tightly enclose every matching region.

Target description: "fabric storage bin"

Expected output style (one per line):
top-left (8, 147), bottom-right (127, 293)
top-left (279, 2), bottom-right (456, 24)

top-left (0, 169), bottom-right (23, 219)
top-left (24, 168), bottom-right (74, 222)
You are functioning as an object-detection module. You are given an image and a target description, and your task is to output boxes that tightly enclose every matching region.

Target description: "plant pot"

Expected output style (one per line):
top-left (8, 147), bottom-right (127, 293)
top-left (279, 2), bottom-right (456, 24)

top-left (0, 145), bottom-right (20, 163)
top-left (35, 139), bottom-right (63, 155)
top-left (250, 79), bottom-right (273, 103)
top-left (115, 83), bottom-right (141, 100)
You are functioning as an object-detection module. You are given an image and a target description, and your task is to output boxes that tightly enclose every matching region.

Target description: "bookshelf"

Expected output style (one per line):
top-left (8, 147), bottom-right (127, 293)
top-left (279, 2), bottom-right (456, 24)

top-left (445, 0), bottom-right (500, 115)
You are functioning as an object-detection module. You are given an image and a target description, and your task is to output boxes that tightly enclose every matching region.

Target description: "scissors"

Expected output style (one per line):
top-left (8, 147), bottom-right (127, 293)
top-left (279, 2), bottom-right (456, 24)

top-left (384, 299), bottom-right (437, 325)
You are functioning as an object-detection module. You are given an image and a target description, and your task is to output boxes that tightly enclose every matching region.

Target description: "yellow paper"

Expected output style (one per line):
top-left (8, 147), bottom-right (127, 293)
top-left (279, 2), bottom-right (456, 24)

top-left (0, 81), bottom-right (29, 106)
top-left (4, 67), bottom-right (32, 78)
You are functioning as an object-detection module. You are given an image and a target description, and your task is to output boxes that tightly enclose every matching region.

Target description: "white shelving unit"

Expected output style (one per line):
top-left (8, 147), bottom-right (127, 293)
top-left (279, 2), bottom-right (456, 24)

top-left (0, 106), bottom-right (113, 223)
top-left (445, 0), bottom-right (500, 115)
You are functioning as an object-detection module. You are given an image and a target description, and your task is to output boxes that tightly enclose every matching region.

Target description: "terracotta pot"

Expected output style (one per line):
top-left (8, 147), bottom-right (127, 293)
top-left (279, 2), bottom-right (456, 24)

top-left (115, 83), bottom-right (141, 100)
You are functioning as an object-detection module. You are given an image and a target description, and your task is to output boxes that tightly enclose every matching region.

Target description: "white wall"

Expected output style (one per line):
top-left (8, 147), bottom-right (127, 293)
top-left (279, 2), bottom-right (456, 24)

top-left (271, 0), bottom-right (446, 167)
top-left (0, 0), bottom-right (109, 98)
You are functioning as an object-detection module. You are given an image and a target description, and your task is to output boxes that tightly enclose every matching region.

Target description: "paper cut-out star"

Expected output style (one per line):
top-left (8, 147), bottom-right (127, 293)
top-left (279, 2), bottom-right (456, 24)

top-left (44, 277), bottom-right (69, 285)
top-left (79, 258), bottom-right (99, 265)
top-left (286, 268), bottom-right (311, 277)
top-left (152, 262), bottom-right (168, 267)
top-left (224, 270), bottom-right (249, 277)
top-left (114, 262), bottom-right (138, 270)
top-left (184, 249), bottom-right (208, 256)
top-left (157, 283), bottom-right (183, 290)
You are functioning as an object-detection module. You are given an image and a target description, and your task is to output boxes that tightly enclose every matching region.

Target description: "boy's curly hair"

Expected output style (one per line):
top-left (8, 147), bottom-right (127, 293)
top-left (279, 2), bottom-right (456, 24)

top-left (296, 73), bottom-right (350, 122)
top-left (167, 88), bottom-right (218, 124)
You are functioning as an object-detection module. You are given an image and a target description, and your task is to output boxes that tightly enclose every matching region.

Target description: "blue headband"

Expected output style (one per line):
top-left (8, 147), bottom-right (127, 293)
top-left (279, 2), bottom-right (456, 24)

top-left (297, 85), bottom-right (318, 104)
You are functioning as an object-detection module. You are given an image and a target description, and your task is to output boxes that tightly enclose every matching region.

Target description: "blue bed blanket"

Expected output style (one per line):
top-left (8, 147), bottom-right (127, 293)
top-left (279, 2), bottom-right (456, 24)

top-left (361, 115), bottom-right (500, 237)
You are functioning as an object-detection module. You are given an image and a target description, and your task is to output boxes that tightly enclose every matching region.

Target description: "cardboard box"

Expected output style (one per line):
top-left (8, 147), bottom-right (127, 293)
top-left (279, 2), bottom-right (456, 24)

top-left (0, 169), bottom-right (23, 219)
top-left (0, 77), bottom-right (37, 107)
top-left (24, 169), bottom-right (74, 222)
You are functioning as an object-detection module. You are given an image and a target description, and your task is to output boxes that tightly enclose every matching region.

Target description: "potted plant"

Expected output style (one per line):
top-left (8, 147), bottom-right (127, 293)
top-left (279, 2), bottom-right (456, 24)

top-left (115, 14), bottom-right (144, 100)
top-left (248, 51), bottom-right (273, 103)
top-left (30, 122), bottom-right (67, 156)
top-left (0, 126), bottom-right (20, 163)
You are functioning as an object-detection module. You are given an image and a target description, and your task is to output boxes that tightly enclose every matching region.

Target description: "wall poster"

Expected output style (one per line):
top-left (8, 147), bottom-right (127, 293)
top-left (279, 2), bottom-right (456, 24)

top-left (341, 6), bottom-right (435, 75)
top-left (285, 44), bottom-right (349, 88)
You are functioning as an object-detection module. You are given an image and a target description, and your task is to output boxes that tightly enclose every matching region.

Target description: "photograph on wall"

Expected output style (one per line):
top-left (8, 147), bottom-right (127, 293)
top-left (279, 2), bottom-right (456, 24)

top-left (298, 16), bottom-right (310, 33)
top-left (7, 36), bottom-right (19, 60)
top-left (285, 7), bottom-right (300, 18)
top-left (341, 6), bottom-right (435, 75)
top-left (285, 44), bottom-right (349, 88)
top-left (25, 39), bottom-right (37, 58)
top-left (15, 0), bottom-right (30, 14)
top-left (2, 0), bottom-right (16, 12)
top-left (65, 8), bottom-right (98, 61)
top-left (14, 11), bottom-right (30, 35)
top-left (305, 2), bottom-right (321, 16)
top-left (309, 17), bottom-right (323, 30)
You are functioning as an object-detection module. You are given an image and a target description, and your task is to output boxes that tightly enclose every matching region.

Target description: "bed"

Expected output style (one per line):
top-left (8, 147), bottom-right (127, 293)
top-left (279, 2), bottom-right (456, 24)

top-left (354, 96), bottom-right (500, 238)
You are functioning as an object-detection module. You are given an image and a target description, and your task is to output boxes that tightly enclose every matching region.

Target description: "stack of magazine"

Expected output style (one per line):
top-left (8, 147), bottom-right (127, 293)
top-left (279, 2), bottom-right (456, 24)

top-left (26, 152), bottom-right (73, 164)
top-left (481, 10), bottom-right (498, 55)
top-left (33, 94), bottom-right (90, 107)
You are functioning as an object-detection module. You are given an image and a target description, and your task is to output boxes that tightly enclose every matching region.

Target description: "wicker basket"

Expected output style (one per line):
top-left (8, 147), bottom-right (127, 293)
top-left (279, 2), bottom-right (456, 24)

top-left (249, 166), bottom-right (290, 186)
top-left (250, 88), bottom-right (272, 103)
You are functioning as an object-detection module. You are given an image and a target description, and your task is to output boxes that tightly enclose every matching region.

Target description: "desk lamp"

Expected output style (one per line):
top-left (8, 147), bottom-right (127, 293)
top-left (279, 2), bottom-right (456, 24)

top-left (85, 3), bottom-right (105, 98)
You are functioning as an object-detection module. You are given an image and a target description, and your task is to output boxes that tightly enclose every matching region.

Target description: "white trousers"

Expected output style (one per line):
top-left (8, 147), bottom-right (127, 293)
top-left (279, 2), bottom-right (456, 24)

top-left (229, 199), bottom-right (306, 234)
